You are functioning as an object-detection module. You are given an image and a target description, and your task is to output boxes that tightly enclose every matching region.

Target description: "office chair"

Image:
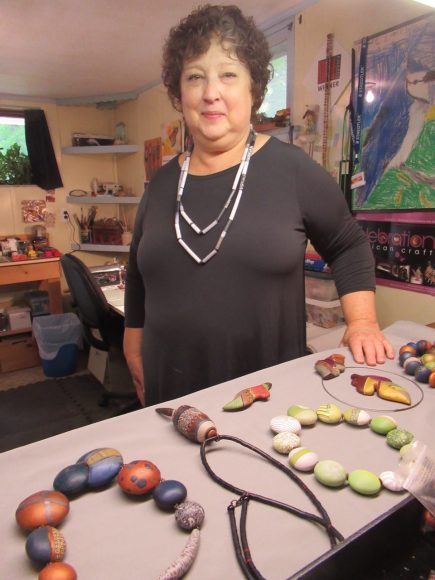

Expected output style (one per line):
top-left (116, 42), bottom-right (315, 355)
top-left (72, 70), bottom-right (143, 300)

top-left (60, 254), bottom-right (139, 411)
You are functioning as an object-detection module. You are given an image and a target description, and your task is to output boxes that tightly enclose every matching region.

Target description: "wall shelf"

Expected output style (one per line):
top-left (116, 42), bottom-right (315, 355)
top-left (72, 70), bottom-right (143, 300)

top-left (67, 195), bottom-right (140, 204)
top-left (71, 243), bottom-right (131, 253)
top-left (62, 144), bottom-right (138, 155)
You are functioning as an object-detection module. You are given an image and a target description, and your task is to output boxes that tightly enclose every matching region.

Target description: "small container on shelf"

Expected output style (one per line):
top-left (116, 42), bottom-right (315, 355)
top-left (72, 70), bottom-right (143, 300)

top-left (305, 298), bottom-right (344, 328)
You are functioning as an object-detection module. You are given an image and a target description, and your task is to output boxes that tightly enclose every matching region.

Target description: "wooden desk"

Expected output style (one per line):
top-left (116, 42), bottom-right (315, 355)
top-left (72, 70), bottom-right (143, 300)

top-left (0, 257), bottom-right (63, 314)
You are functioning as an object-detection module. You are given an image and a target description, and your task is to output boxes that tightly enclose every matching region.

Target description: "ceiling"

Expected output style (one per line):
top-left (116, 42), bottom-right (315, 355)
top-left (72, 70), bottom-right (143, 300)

top-left (0, 0), bottom-right (315, 103)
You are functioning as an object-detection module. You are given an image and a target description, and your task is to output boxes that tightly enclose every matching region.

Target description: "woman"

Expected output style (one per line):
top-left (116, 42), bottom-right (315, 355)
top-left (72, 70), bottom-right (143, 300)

top-left (124, 4), bottom-right (394, 407)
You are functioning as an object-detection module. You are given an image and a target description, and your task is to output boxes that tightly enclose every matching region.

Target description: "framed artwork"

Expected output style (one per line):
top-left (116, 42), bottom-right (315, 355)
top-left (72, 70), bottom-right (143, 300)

top-left (144, 137), bottom-right (162, 182)
top-left (356, 211), bottom-right (434, 295)
top-left (161, 120), bottom-right (182, 164)
top-left (351, 13), bottom-right (435, 211)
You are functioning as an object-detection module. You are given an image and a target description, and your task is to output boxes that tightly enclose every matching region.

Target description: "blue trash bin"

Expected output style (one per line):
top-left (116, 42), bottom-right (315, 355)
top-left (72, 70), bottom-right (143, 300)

top-left (33, 313), bottom-right (83, 377)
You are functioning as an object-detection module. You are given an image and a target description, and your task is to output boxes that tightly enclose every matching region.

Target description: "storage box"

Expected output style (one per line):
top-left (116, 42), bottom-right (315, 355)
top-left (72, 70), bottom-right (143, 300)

top-left (305, 272), bottom-right (338, 301)
top-left (72, 133), bottom-right (114, 146)
top-left (306, 298), bottom-right (344, 328)
top-left (6, 306), bottom-right (31, 331)
top-left (24, 290), bottom-right (50, 316)
top-left (92, 220), bottom-right (123, 245)
top-left (0, 333), bottom-right (40, 372)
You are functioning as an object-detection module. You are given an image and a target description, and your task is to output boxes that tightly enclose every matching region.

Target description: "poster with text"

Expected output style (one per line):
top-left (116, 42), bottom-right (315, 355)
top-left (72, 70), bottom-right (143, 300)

top-left (352, 13), bottom-right (435, 211)
top-left (356, 213), bottom-right (434, 295)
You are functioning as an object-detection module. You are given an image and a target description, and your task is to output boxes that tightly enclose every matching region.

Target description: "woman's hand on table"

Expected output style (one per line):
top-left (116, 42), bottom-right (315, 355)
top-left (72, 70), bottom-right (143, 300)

top-left (339, 290), bottom-right (395, 366)
top-left (123, 327), bottom-right (145, 406)
top-left (340, 320), bottom-right (395, 366)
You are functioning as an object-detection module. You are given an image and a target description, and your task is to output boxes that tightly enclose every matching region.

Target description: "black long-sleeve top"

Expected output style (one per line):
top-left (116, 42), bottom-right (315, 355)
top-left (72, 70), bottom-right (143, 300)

top-left (125, 137), bottom-right (375, 405)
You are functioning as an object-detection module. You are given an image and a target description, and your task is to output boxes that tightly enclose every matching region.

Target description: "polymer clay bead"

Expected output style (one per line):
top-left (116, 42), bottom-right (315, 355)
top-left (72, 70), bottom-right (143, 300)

top-left (314, 460), bottom-right (347, 487)
top-left (38, 562), bottom-right (77, 580)
top-left (53, 463), bottom-right (90, 496)
top-left (287, 405), bottom-right (317, 426)
top-left (272, 431), bottom-right (301, 454)
top-left (156, 405), bottom-right (217, 443)
top-left (25, 526), bottom-right (66, 565)
top-left (174, 501), bottom-right (205, 531)
top-left (117, 460), bottom-right (161, 495)
top-left (343, 408), bottom-right (371, 426)
top-left (379, 470), bottom-right (405, 492)
top-left (222, 382), bottom-right (272, 410)
top-left (386, 429), bottom-right (414, 450)
top-left (153, 480), bottom-right (188, 510)
top-left (270, 415), bottom-right (302, 434)
top-left (348, 470), bottom-right (381, 495)
top-left (16, 490), bottom-right (70, 532)
top-left (77, 448), bottom-right (123, 488)
top-left (316, 404), bottom-right (342, 424)
top-left (288, 447), bottom-right (319, 472)
top-left (370, 415), bottom-right (397, 435)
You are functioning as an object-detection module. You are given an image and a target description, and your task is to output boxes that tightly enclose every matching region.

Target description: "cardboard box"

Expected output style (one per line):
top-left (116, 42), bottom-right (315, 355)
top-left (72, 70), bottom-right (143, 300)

top-left (0, 333), bottom-right (40, 372)
top-left (6, 306), bottom-right (31, 331)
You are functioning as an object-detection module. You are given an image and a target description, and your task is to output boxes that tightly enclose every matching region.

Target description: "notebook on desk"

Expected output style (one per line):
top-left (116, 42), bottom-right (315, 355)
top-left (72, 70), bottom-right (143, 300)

top-left (101, 285), bottom-right (125, 314)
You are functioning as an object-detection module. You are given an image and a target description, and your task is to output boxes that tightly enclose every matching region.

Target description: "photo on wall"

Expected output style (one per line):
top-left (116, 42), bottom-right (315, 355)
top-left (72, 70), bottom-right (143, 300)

top-left (351, 12), bottom-right (435, 211)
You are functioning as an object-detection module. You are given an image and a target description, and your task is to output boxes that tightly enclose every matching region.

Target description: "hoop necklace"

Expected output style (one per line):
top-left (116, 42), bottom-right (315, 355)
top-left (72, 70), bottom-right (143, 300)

top-left (175, 128), bottom-right (256, 264)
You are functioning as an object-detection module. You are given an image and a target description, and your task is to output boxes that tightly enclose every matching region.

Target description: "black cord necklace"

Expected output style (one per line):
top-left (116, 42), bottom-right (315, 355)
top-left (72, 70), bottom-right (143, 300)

top-left (200, 434), bottom-right (344, 579)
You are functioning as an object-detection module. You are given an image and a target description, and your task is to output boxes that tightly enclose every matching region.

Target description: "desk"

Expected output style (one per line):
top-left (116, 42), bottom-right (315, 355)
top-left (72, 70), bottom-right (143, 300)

top-left (1, 321), bottom-right (433, 579)
top-left (101, 285), bottom-right (125, 315)
top-left (0, 257), bottom-right (63, 314)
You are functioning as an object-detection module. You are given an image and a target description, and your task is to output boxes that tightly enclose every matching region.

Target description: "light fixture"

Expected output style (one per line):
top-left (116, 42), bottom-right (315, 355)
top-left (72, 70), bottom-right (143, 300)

top-left (365, 82), bottom-right (376, 103)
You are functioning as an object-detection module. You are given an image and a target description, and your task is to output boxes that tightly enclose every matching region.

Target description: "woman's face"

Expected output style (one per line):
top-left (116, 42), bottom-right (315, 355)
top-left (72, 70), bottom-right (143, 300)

top-left (180, 38), bottom-right (253, 150)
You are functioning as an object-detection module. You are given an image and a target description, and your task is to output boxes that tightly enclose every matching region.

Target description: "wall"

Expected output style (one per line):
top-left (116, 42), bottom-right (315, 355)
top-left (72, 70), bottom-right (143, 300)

top-left (292, 0), bottom-right (434, 328)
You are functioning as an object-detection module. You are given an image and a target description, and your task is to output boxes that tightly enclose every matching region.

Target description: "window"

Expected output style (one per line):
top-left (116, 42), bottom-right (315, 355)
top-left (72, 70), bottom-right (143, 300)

top-left (0, 110), bottom-right (31, 185)
top-left (258, 18), bottom-right (294, 118)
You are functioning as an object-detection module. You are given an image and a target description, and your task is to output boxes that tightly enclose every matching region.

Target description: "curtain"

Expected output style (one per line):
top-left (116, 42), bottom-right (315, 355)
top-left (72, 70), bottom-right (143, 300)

top-left (24, 109), bottom-right (63, 190)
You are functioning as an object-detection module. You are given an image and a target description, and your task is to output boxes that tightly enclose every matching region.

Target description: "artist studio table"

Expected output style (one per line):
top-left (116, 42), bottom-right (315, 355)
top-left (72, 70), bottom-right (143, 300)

top-left (1, 321), bottom-right (434, 579)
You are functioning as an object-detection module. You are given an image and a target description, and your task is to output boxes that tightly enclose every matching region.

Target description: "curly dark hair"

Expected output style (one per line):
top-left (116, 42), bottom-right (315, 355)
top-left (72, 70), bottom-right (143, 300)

top-left (162, 4), bottom-right (272, 118)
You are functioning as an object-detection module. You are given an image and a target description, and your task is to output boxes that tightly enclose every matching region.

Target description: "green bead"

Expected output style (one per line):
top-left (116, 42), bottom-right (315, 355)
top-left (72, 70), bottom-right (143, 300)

top-left (348, 469), bottom-right (381, 495)
top-left (316, 404), bottom-right (342, 424)
top-left (314, 460), bottom-right (347, 487)
top-left (370, 415), bottom-right (397, 435)
top-left (386, 429), bottom-right (414, 450)
top-left (287, 405), bottom-right (317, 426)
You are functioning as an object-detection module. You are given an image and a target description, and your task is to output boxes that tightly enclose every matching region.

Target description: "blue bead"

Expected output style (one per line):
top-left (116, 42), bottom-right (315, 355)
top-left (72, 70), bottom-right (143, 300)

top-left (53, 463), bottom-right (89, 495)
top-left (405, 361), bottom-right (420, 375)
top-left (399, 352), bottom-right (413, 367)
top-left (77, 448), bottom-right (123, 488)
top-left (153, 480), bottom-right (187, 510)
top-left (414, 364), bottom-right (431, 383)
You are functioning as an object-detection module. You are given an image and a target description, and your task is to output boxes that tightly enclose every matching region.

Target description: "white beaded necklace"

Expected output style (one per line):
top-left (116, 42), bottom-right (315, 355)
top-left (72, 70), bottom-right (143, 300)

top-left (175, 129), bottom-right (256, 264)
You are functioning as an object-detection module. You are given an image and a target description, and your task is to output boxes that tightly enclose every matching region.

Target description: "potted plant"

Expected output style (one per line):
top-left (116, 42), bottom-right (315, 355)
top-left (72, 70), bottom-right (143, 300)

top-left (0, 144), bottom-right (31, 185)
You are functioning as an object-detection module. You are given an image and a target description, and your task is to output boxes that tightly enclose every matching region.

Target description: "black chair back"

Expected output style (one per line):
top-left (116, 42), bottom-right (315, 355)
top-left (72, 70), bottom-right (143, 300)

top-left (60, 254), bottom-right (118, 351)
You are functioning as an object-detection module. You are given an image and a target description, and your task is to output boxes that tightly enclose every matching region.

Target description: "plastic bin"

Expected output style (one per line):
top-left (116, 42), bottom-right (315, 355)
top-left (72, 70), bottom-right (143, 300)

top-left (25, 290), bottom-right (50, 316)
top-left (305, 271), bottom-right (338, 301)
top-left (306, 298), bottom-right (344, 328)
top-left (33, 313), bottom-right (83, 377)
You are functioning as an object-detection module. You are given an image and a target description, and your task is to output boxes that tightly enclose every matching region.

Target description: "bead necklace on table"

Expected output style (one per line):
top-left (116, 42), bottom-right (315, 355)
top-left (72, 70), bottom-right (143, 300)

top-left (398, 339), bottom-right (435, 387)
top-left (269, 403), bottom-right (416, 495)
top-left (174, 128), bottom-right (256, 264)
top-left (15, 448), bottom-right (204, 580)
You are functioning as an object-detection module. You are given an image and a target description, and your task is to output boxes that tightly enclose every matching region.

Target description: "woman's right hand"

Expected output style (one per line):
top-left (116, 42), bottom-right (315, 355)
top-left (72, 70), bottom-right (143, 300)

top-left (123, 327), bottom-right (145, 406)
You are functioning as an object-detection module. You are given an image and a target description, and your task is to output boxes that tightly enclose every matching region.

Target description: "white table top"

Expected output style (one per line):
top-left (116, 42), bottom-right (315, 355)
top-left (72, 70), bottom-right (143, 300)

top-left (1, 320), bottom-right (434, 579)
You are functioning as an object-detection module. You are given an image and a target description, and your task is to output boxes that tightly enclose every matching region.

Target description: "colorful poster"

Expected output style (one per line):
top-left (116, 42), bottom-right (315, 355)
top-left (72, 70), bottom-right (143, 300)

top-left (161, 121), bottom-right (182, 164)
top-left (352, 13), bottom-right (435, 211)
top-left (144, 137), bottom-right (162, 183)
top-left (356, 212), bottom-right (435, 295)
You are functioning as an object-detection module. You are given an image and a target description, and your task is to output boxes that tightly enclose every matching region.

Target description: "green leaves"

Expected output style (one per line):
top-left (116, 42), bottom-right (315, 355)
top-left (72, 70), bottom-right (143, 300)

top-left (0, 143), bottom-right (31, 185)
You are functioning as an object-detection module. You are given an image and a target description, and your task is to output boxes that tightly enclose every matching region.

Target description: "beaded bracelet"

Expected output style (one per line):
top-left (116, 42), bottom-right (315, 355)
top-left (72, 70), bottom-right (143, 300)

top-left (398, 339), bottom-right (435, 387)
top-left (15, 448), bottom-right (204, 579)
top-left (269, 403), bottom-right (415, 495)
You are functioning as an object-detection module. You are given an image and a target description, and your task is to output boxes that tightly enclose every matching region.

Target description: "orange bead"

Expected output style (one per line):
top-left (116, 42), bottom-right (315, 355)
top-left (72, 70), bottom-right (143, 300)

top-left (399, 344), bottom-right (417, 356)
top-left (428, 371), bottom-right (435, 388)
top-left (16, 490), bottom-right (69, 532)
top-left (39, 562), bottom-right (77, 580)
